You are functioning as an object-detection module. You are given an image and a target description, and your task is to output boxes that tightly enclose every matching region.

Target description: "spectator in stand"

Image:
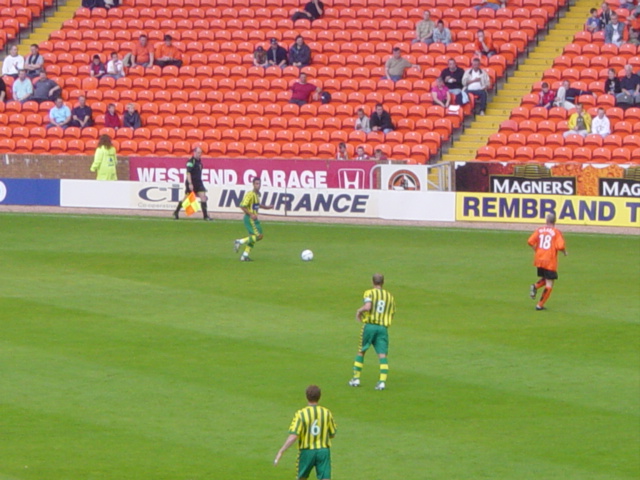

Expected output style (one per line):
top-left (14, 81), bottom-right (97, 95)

top-left (288, 36), bottom-right (312, 68)
top-left (555, 80), bottom-right (594, 109)
top-left (124, 34), bottom-right (154, 68)
top-left (336, 142), bottom-right (349, 160)
top-left (605, 68), bottom-right (622, 96)
top-left (24, 44), bottom-right (44, 78)
top-left (47, 97), bottom-right (71, 130)
top-left (586, 8), bottom-right (604, 32)
top-left (370, 103), bottom-right (394, 134)
top-left (12, 70), bottom-right (33, 103)
top-left (69, 95), bottom-right (93, 128)
top-left (563, 103), bottom-right (592, 138)
top-left (2, 46), bottom-right (24, 78)
top-left (289, 72), bottom-right (320, 106)
top-left (475, 30), bottom-right (496, 58)
top-left (267, 38), bottom-right (288, 68)
top-left (154, 35), bottom-right (183, 68)
top-left (354, 108), bottom-right (371, 133)
top-left (629, 5), bottom-right (640, 43)
top-left (413, 10), bottom-right (435, 45)
top-left (537, 82), bottom-right (556, 109)
top-left (253, 46), bottom-right (268, 67)
top-left (123, 103), bottom-right (142, 129)
top-left (106, 52), bottom-right (125, 79)
top-left (90, 55), bottom-right (106, 79)
top-left (630, 22), bottom-right (640, 46)
top-left (432, 20), bottom-right (452, 45)
top-left (618, 64), bottom-right (640, 104)
top-left (355, 146), bottom-right (369, 160)
top-left (90, 134), bottom-right (118, 181)
top-left (462, 57), bottom-right (491, 116)
top-left (383, 48), bottom-right (418, 82)
top-left (605, 13), bottom-right (626, 46)
top-left (30, 71), bottom-right (61, 103)
top-left (440, 58), bottom-right (469, 105)
top-left (620, 0), bottom-right (638, 10)
top-left (0, 77), bottom-right (5, 102)
top-left (291, 0), bottom-right (324, 22)
top-left (475, 0), bottom-right (506, 11)
top-left (591, 107), bottom-right (611, 138)
top-left (431, 76), bottom-right (450, 108)
top-left (373, 148), bottom-right (388, 161)
top-left (104, 103), bottom-right (121, 129)
top-left (600, 2), bottom-right (613, 26)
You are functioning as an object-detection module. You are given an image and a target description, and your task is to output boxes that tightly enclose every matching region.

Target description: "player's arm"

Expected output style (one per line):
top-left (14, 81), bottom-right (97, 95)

top-left (356, 300), bottom-right (372, 322)
top-left (527, 231), bottom-right (538, 251)
top-left (260, 202), bottom-right (274, 210)
top-left (274, 434), bottom-right (298, 466)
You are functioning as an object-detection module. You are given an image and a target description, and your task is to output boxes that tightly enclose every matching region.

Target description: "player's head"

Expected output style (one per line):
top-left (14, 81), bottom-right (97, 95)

top-left (306, 385), bottom-right (321, 403)
top-left (252, 176), bottom-right (261, 191)
top-left (193, 146), bottom-right (202, 159)
top-left (546, 213), bottom-right (556, 225)
top-left (372, 273), bottom-right (384, 286)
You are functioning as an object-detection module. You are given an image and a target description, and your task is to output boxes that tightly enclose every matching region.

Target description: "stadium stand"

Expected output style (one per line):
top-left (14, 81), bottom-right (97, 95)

top-left (471, 2), bottom-right (640, 164)
top-left (0, 0), bottom-right (564, 161)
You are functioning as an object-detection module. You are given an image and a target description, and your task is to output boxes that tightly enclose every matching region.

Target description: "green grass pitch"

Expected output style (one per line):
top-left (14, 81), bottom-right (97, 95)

top-left (1, 213), bottom-right (638, 480)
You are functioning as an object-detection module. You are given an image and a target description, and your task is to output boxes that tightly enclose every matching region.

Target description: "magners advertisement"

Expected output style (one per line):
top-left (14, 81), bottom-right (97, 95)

top-left (455, 162), bottom-right (640, 198)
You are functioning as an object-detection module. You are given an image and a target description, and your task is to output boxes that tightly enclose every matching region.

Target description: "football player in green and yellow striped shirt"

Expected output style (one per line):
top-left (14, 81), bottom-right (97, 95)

top-left (274, 385), bottom-right (337, 480)
top-left (234, 177), bottom-right (272, 261)
top-left (348, 273), bottom-right (397, 391)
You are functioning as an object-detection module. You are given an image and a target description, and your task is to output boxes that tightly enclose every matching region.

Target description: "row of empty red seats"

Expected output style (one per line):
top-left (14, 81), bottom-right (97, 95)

top-left (476, 145), bottom-right (640, 163)
top-left (0, 137), bottom-right (433, 160)
top-left (0, 0), bottom-right (48, 49)
top-left (120, 0), bottom-right (563, 9)
top-left (69, 7), bottom-right (551, 24)
top-left (487, 132), bottom-right (640, 149)
top-left (0, 123), bottom-right (444, 150)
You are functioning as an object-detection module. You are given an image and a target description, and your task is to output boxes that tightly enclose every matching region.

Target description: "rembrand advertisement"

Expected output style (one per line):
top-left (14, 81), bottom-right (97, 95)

top-left (129, 157), bottom-right (377, 190)
top-left (455, 162), bottom-right (640, 198)
top-left (456, 192), bottom-right (640, 227)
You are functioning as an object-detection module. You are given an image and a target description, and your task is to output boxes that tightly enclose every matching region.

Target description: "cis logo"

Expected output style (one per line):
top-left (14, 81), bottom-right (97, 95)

top-left (139, 184), bottom-right (183, 202)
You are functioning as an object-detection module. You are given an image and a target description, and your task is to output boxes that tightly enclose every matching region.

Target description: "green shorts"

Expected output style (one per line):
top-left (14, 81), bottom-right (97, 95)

top-left (297, 448), bottom-right (331, 480)
top-left (243, 215), bottom-right (262, 236)
top-left (359, 323), bottom-right (389, 355)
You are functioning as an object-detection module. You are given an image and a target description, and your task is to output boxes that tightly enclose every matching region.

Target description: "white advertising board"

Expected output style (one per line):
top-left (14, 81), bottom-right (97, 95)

top-left (59, 180), bottom-right (456, 222)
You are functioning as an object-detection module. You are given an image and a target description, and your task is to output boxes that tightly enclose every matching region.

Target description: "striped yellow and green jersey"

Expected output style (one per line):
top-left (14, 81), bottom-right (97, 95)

top-left (288, 405), bottom-right (337, 450)
top-left (362, 288), bottom-right (396, 327)
top-left (240, 190), bottom-right (260, 216)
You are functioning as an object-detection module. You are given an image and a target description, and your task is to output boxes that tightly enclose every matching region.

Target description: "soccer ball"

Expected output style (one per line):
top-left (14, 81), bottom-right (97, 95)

top-left (301, 249), bottom-right (314, 261)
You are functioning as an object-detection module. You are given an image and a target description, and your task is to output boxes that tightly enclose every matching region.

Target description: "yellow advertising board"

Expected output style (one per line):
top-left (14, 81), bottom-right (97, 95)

top-left (456, 193), bottom-right (640, 228)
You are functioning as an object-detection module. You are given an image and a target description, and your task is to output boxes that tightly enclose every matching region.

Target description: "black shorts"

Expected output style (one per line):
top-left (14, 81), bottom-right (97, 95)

top-left (537, 268), bottom-right (558, 280)
top-left (186, 181), bottom-right (206, 194)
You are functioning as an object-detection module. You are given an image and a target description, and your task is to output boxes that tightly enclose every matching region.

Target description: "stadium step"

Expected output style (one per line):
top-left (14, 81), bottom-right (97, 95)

top-left (440, 0), bottom-right (596, 163)
top-left (18, 0), bottom-right (83, 56)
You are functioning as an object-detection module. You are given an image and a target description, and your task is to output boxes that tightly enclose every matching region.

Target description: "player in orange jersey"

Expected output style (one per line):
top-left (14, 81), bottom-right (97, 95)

top-left (527, 213), bottom-right (568, 311)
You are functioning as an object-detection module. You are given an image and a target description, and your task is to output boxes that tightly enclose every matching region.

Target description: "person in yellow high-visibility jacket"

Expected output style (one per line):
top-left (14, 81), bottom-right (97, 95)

top-left (90, 134), bottom-right (118, 180)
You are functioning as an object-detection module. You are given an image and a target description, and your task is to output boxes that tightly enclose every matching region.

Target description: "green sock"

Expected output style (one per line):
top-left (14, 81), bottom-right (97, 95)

top-left (353, 354), bottom-right (364, 379)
